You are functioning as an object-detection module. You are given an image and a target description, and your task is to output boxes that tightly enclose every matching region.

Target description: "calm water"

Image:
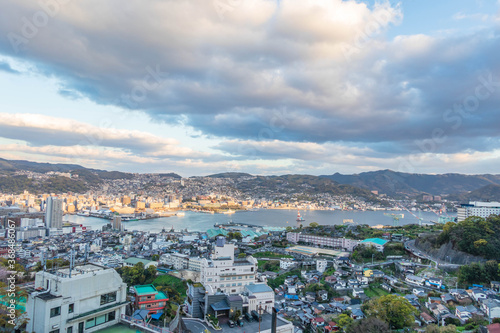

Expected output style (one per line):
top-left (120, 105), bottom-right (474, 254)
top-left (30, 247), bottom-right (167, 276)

top-left (65, 209), bottom-right (454, 233)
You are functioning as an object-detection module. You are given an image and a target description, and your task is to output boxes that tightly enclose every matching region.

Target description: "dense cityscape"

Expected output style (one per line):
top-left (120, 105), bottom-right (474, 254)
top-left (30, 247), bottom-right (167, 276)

top-left (1, 164), bottom-right (500, 333)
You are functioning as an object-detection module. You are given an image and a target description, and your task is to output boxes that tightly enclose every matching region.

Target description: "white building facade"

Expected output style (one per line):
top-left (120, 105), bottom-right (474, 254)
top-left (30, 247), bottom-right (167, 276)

top-left (457, 201), bottom-right (500, 221)
top-left (286, 232), bottom-right (359, 251)
top-left (200, 237), bottom-right (257, 295)
top-left (26, 263), bottom-right (127, 333)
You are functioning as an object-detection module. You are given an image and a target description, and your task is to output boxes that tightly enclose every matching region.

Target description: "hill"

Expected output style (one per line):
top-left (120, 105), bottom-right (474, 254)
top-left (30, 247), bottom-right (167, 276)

top-left (207, 172), bottom-right (253, 179)
top-left (321, 170), bottom-right (500, 196)
top-left (0, 158), bottom-right (87, 173)
top-left (210, 173), bottom-right (384, 202)
top-left (0, 158), bottom-right (134, 194)
top-left (446, 184), bottom-right (500, 202)
top-left (435, 214), bottom-right (500, 260)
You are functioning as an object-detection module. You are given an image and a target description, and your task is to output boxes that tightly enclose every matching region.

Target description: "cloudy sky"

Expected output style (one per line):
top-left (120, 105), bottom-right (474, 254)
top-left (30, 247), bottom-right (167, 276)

top-left (1, 0), bottom-right (500, 176)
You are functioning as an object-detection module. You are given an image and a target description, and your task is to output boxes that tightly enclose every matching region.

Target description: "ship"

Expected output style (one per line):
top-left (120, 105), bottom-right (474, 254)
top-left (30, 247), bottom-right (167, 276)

top-left (296, 210), bottom-right (305, 222)
top-left (222, 209), bottom-right (235, 215)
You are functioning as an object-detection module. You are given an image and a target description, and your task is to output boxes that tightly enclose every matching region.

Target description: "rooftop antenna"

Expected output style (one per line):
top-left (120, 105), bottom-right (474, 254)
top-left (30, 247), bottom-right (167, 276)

top-left (84, 243), bottom-right (89, 263)
top-left (41, 249), bottom-right (46, 272)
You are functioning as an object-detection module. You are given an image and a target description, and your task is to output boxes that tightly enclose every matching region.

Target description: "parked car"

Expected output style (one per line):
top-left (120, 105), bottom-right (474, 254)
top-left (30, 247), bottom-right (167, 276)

top-left (251, 310), bottom-right (262, 321)
top-left (245, 312), bottom-right (253, 322)
top-left (228, 320), bottom-right (235, 328)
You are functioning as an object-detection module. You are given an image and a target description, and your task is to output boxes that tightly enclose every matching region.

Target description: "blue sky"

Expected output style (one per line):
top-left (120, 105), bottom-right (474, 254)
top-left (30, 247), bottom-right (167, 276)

top-left (0, 0), bottom-right (499, 176)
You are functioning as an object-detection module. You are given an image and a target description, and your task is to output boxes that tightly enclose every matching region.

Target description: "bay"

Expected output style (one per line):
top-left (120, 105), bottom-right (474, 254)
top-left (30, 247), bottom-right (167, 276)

top-left (64, 209), bottom-right (455, 233)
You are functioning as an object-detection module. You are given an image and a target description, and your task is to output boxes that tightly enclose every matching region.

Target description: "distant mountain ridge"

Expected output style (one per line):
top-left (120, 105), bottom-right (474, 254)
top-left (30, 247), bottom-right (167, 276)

top-left (1, 158), bottom-right (499, 200)
top-left (446, 184), bottom-right (500, 202)
top-left (320, 170), bottom-right (500, 196)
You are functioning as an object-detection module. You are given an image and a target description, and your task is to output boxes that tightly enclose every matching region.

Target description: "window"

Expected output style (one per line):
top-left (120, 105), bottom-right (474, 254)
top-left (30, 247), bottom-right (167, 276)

top-left (108, 311), bottom-right (115, 321)
top-left (50, 306), bottom-right (61, 318)
top-left (67, 327), bottom-right (73, 333)
top-left (49, 330), bottom-right (60, 333)
top-left (68, 303), bottom-right (74, 314)
top-left (100, 292), bottom-right (117, 305)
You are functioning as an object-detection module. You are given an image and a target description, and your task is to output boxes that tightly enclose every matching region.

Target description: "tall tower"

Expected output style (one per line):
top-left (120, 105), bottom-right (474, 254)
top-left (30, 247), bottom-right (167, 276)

top-left (112, 215), bottom-right (122, 231)
top-left (45, 197), bottom-right (63, 229)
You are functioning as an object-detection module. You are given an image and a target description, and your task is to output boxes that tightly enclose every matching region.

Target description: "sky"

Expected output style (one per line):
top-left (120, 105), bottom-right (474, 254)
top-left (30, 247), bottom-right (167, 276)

top-left (0, 0), bottom-right (500, 176)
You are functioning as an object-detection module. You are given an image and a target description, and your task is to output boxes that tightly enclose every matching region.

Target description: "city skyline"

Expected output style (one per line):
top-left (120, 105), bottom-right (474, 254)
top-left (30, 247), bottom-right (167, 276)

top-left (1, 1), bottom-right (500, 176)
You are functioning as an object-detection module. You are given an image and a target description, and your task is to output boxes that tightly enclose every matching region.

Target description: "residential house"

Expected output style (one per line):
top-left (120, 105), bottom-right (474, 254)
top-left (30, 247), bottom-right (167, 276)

top-left (381, 283), bottom-right (392, 293)
top-left (420, 312), bottom-right (437, 325)
top-left (406, 275), bottom-right (426, 286)
top-left (352, 288), bottom-right (365, 298)
top-left (312, 317), bottom-right (325, 329)
top-left (318, 290), bottom-right (328, 302)
top-left (455, 305), bottom-right (480, 323)
top-left (133, 284), bottom-right (169, 314)
top-left (481, 299), bottom-right (500, 320)
top-left (324, 275), bottom-right (337, 284)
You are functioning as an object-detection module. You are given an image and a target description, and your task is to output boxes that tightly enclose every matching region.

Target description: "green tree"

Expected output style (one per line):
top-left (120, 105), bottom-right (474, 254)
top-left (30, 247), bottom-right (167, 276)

top-left (309, 222), bottom-right (319, 228)
top-left (238, 253), bottom-right (247, 258)
top-left (337, 314), bottom-right (354, 332)
top-left (363, 294), bottom-right (417, 329)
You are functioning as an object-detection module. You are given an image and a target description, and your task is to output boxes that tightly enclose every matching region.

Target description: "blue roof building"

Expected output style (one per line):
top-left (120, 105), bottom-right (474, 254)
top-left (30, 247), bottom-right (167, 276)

top-left (360, 238), bottom-right (388, 251)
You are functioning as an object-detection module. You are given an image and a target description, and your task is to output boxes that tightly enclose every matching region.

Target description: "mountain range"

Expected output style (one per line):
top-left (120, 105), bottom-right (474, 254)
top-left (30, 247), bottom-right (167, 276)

top-left (0, 158), bottom-right (499, 201)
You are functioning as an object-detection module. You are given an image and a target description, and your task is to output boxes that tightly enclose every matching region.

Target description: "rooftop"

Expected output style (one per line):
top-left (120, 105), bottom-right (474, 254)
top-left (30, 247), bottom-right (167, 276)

top-left (124, 257), bottom-right (155, 265)
top-left (134, 284), bottom-right (159, 296)
top-left (246, 284), bottom-right (273, 294)
top-left (360, 238), bottom-right (388, 246)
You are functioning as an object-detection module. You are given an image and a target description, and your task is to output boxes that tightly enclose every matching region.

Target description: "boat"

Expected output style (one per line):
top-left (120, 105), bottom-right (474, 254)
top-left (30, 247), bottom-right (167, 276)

top-left (76, 211), bottom-right (90, 217)
top-left (222, 209), bottom-right (235, 215)
top-left (176, 212), bottom-right (185, 217)
top-left (296, 210), bottom-right (305, 222)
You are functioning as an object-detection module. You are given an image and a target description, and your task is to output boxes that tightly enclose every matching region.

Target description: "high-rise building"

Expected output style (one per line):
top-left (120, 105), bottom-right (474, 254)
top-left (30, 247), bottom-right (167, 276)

top-left (45, 197), bottom-right (63, 229)
top-left (112, 215), bottom-right (122, 231)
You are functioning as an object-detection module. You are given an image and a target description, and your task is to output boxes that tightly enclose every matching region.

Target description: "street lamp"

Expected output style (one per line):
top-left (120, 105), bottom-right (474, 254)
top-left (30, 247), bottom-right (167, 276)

top-left (372, 253), bottom-right (374, 265)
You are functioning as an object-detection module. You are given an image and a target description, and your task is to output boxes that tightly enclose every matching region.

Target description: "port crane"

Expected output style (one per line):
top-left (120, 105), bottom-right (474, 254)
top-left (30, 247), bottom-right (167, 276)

top-left (384, 213), bottom-right (404, 226)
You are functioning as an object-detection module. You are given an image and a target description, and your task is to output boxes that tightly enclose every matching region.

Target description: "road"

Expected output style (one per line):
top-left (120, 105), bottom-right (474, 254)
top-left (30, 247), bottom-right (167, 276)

top-left (405, 240), bottom-right (461, 268)
top-left (184, 319), bottom-right (213, 333)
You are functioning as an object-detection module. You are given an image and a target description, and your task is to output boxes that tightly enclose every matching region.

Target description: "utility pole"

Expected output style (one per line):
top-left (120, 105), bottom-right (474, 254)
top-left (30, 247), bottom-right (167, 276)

top-left (258, 303), bottom-right (262, 333)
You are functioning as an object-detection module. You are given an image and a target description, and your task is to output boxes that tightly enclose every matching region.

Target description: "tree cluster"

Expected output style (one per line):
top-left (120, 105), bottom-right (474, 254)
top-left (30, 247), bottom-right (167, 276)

top-left (115, 262), bottom-right (157, 286)
top-left (437, 215), bottom-right (500, 259)
top-left (458, 260), bottom-right (500, 286)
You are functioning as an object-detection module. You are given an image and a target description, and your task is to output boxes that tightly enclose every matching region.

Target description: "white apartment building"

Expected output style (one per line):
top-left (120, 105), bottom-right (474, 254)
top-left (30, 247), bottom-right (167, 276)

top-left (188, 257), bottom-right (203, 272)
top-left (280, 258), bottom-right (297, 270)
top-left (200, 237), bottom-right (257, 295)
top-left (286, 232), bottom-right (359, 251)
top-left (26, 263), bottom-right (127, 333)
top-left (316, 259), bottom-right (328, 273)
top-left (457, 201), bottom-right (500, 221)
